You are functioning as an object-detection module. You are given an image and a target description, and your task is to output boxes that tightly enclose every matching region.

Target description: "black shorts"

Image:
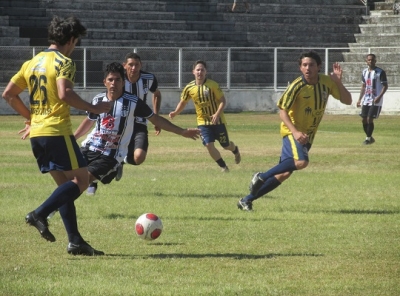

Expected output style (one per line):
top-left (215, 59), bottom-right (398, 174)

top-left (81, 147), bottom-right (119, 184)
top-left (127, 123), bottom-right (149, 154)
top-left (360, 105), bottom-right (382, 119)
top-left (31, 135), bottom-right (87, 173)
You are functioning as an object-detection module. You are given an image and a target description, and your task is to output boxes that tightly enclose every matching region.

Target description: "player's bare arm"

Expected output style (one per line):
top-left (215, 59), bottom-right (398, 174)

top-left (279, 108), bottom-right (309, 144)
top-left (74, 117), bottom-right (95, 139)
top-left (2, 82), bottom-right (31, 120)
top-left (211, 96), bottom-right (226, 125)
top-left (152, 89), bottom-right (162, 135)
top-left (329, 62), bottom-right (352, 105)
top-left (149, 114), bottom-right (200, 140)
top-left (57, 79), bottom-right (111, 114)
top-left (169, 100), bottom-right (188, 119)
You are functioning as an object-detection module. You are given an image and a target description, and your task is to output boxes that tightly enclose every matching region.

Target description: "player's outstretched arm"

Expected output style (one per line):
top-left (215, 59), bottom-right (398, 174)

top-left (148, 114), bottom-right (200, 140)
top-left (57, 79), bottom-right (111, 114)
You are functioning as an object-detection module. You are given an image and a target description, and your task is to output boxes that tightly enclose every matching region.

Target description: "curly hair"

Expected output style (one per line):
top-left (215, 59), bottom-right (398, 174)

top-left (47, 16), bottom-right (87, 46)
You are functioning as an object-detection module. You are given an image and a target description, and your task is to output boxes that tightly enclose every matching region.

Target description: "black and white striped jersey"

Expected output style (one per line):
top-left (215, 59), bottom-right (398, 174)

top-left (82, 91), bottom-right (154, 162)
top-left (124, 70), bottom-right (158, 126)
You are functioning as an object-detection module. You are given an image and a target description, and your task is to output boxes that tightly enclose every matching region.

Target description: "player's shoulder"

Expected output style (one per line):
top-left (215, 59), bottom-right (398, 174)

top-left (205, 78), bottom-right (219, 86)
top-left (92, 91), bottom-right (107, 103)
top-left (139, 70), bottom-right (156, 79)
top-left (122, 91), bottom-right (140, 102)
top-left (184, 80), bottom-right (196, 89)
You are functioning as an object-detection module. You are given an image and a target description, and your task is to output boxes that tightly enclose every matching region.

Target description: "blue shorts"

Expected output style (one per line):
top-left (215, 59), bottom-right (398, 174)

top-left (281, 135), bottom-right (311, 162)
top-left (30, 136), bottom-right (87, 173)
top-left (199, 124), bottom-right (230, 147)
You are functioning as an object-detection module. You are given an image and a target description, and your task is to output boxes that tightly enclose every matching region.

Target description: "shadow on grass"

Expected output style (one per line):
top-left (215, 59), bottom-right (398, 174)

top-left (154, 192), bottom-right (245, 199)
top-left (104, 213), bottom-right (282, 222)
top-left (97, 252), bottom-right (324, 260)
top-left (332, 209), bottom-right (399, 215)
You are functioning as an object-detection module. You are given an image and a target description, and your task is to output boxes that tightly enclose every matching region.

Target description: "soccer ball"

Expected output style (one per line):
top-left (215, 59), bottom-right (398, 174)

top-left (135, 213), bottom-right (163, 240)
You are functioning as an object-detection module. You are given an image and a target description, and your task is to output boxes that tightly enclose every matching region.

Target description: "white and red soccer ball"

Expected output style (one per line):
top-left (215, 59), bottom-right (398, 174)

top-left (135, 213), bottom-right (163, 240)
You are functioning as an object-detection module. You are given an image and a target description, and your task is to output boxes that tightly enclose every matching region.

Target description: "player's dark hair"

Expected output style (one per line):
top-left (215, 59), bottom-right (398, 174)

top-left (193, 60), bottom-right (207, 70)
top-left (48, 16), bottom-right (87, 46)
top-left (104, 62), bottom-right (125, 80)
top-left (298, 50), bottom-right (322, 66)
top-left (366, 53), bottom-right (376, 60)
top-left (124, 52), bottom-right (142, 63)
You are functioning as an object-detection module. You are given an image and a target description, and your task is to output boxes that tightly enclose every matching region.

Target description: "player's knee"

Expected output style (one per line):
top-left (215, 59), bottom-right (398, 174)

top-left (295, 160), bottom-right (309, 170)
top-left (276, 172), bottom-right (292, 183)
top-left (133, 152), bottom-right (146, 165)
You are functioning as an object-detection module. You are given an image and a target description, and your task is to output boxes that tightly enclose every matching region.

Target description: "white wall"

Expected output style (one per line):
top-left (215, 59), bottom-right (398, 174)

top-left (1, 88), bottom-right (398, 115)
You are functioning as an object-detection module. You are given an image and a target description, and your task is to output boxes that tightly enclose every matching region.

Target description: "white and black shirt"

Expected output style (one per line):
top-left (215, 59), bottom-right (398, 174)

top-left (361, 67), bottom-right (388, 107)
top-left (124, 70), bottom-right (158, 126)
top-left (82, 91), bottom-right (154, 162)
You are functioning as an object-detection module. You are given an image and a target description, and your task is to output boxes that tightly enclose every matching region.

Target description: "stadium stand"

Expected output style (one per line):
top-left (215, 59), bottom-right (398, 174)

top-left (0, 0), bottom-right (397, 88)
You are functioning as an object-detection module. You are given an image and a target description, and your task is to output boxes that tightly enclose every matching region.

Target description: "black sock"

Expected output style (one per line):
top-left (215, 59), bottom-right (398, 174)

top-left (216, 158), bottom-right (227, 168)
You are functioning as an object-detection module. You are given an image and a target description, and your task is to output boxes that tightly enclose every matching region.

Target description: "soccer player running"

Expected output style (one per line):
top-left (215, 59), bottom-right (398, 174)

top-left (86, 52), bottom-right (162, 195)
top-left (169, 60), bottom-right (241, 172)
top-left (2, 16), bottom-right (111, 255)
top-left (356, 54), bottom-right (388, 145)
top-left (75, 62), bottom-right (200, 196)
top-left (237, 50), bottom-right (352, 211)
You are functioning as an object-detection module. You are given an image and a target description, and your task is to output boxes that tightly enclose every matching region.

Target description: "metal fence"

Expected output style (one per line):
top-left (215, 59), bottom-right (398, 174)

top-left (0, 46), bottom-right (385, 90)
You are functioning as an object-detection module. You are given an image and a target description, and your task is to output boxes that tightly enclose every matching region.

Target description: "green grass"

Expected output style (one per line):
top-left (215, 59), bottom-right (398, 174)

top-left (0, 113), bottom-right (399, 296)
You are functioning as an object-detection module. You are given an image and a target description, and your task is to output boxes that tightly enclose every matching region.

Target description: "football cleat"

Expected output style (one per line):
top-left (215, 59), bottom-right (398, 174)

top-left (26, 211), bottom-right (56, 242)
top-left (249, 172), bottom-right (264, 195)
top-left (67, 241), bottom-right (105, 256)
top-left (237, 199), bottom-right (253, 211)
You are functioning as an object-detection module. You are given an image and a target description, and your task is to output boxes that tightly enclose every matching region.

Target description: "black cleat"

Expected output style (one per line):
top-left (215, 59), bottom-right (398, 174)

top-left (237, 199), bottom-right (253, 211)
top-left (67, 242), bottom-right (105, 256)
top-left (362, 137), bottom-right (375, 145)
top-left (115, 163), bottom-right (124, 181)
top-left (249, 172), bottom-right (264, 195)
top-left (25, 211), bottom-right (56, 242)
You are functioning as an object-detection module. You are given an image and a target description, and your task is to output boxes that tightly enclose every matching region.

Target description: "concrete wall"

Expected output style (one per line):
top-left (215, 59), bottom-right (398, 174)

top-left (1, 87), bottom-right (399, 116)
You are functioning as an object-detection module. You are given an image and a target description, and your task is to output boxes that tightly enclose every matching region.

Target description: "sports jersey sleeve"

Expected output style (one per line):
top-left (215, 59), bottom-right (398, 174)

top-left (149, 75), bottom-right (158, 93)
top-left (277, 78), bottom-right (303, 110)
top-left (10, 61), bottom-right (29, 90)
top-left (180, 82), bottom-right (194, 102)
top-left (380, 69), bottom-right (388, 85)
top-left (56, 59), bottom-right (76, 83)
top-left (134, 98), bottom-right (154, 118)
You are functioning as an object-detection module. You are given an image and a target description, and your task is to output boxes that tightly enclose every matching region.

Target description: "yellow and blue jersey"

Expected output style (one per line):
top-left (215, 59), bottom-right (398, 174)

top-left (277, 74), bottom-right (341, 144)
top-left (11, 49), bottom-right (76, 137)
top-left (180, 78), bottom-right (226, 125)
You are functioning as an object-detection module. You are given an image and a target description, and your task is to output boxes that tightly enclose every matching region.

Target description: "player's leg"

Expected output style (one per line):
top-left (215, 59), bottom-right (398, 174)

top-left (64, 155), bottom-right (117, 256)
top-left (116, 126), bottom-right (149, 181)
top-left (199, 125), bottom-right (228, 172)
top-left (238, 135), bottom-right (310, 211)
top-left (360, 105), bottom-right (371, 144)
top-left (26, 136), bottom-right (87, 242)
top-left (364, 105), bottom-right (381, 145)
top-left (231, 0), bottom-right (237, 12)
top-left (217, 124), bottom-right (241, 164)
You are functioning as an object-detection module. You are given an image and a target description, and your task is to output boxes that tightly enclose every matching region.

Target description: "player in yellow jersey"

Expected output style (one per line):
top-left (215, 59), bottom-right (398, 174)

top-left (169, 60), bottom-right (241, 172)
top-left (2, 16), bottom-right (111, 255)
top-left (238, 51), bottom-right (352, 211)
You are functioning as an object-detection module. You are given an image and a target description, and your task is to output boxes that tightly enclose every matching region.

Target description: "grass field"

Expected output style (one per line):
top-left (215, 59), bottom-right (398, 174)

top-left (0, 113), bottom-right (399, 296)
